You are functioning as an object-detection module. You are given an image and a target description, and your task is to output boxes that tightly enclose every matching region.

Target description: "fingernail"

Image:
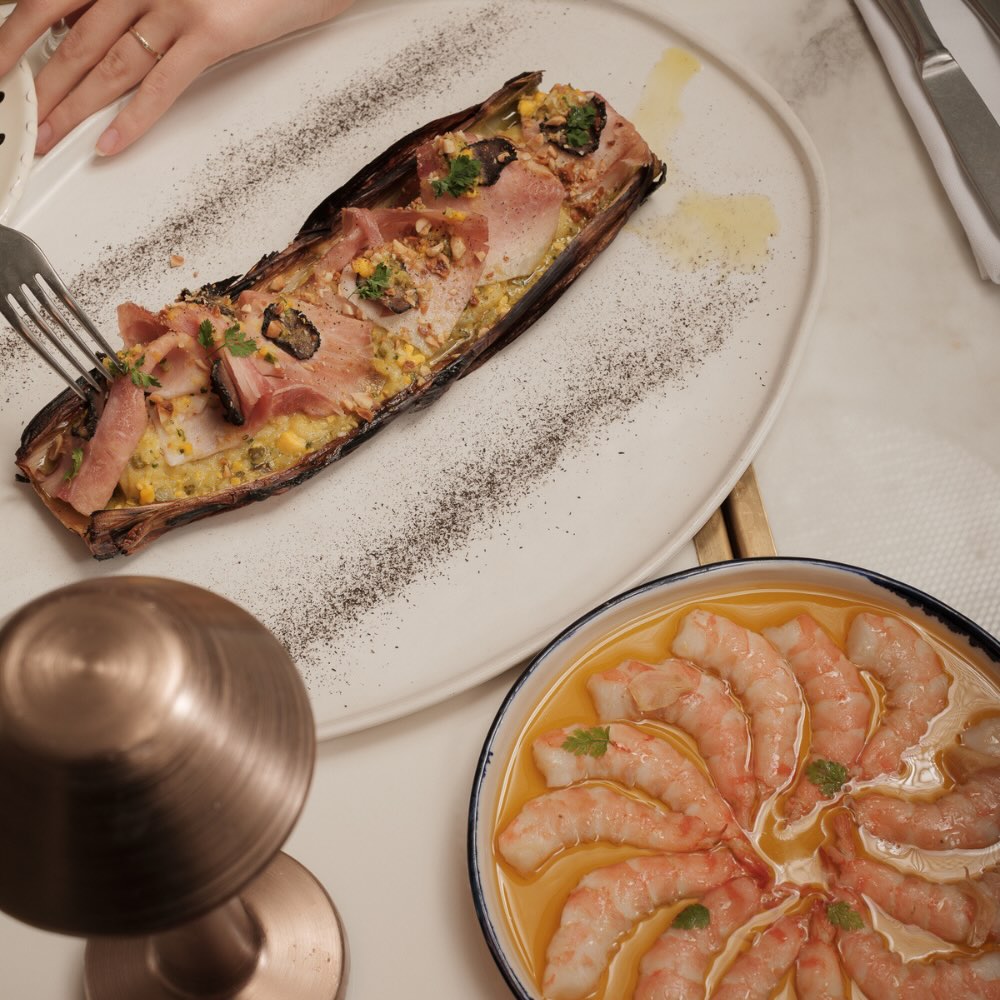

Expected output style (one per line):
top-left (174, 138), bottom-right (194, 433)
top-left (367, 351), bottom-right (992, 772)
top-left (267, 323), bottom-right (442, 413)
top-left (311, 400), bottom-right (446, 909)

top-left (96, 126), bottom-right (119, 157)
top-left (35, 120), bottom-right (52, 153)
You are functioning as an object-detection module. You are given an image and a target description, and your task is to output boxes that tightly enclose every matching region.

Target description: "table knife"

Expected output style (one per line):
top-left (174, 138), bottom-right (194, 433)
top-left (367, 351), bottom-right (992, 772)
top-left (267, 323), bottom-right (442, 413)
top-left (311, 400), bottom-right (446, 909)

top-left (963, 0), bottom-right (1000, 45)
top-left (873, 0), bottom-right (1000, 230)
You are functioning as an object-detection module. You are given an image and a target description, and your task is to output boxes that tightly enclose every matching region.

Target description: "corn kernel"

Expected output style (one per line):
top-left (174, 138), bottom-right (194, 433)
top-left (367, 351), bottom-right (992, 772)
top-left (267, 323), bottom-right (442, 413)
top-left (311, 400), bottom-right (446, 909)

top-left (518, 97), bottom-right (539, 118)
top-left (352, 257), bottom-right (375, 278)
top-left (138, 484), bottom-right (154, 505)
top-left (231, 460), bottom-right (246, 474)
top-left (276, 431), bottom-right (307, 455)
top-left (180, 442), bottom-right (193, 455)
top-left (443, 209), bottom-right (468, 221)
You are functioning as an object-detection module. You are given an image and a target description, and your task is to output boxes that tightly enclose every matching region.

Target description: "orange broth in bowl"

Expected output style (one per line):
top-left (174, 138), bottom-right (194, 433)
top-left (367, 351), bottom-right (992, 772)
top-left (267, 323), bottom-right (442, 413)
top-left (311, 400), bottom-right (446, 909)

top-left (475, 563), bottom-right (1000, 999)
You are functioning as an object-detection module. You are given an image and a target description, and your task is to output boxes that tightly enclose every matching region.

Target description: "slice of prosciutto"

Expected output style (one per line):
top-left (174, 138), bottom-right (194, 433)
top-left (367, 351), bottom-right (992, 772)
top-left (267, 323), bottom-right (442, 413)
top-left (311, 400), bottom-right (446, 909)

top-left (521, 86), bottom-right (653, 218)
top-left (416, 133), bottom-right (565, 283)
top-left (335, 207), bottom-right (488, 352)
top-left (149, 296), bottom-right (376, 465)
top-left (53, 376), bottom-right (147, 516)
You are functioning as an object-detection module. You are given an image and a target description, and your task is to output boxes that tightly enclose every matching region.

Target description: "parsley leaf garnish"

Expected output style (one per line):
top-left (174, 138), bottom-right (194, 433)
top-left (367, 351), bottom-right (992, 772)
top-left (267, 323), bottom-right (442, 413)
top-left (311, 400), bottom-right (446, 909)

top-left (197, 319), bottom-right (257, 357)
top-left (431, 153), bottom-right (480, 197)
top-left (672, 904), bottom-right (710, 930)
top-left (565, 102), bottom-right (598, 148)
top-left (827, 902), bottom-right (863, 931)
top-left (355, 262), bottom-right (394, 301)
top-left (123, 355), bottom-right (161, 390)
top-left (197, 319), bottom-right (215, 349)
top-left (222, 323), bottom-right (258, 357)
top-left (561, 726), bottom-right (611, 758)
top-left (64, 447), bottom-right (84, 482)
top-left (806, 759), bottom-right (849, 798)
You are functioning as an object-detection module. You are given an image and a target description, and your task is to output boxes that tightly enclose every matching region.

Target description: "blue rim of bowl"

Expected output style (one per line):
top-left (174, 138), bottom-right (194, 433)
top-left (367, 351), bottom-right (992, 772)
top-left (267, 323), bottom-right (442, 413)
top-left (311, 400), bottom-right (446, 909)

top-left (466, 555), bottom-right (1000, 998)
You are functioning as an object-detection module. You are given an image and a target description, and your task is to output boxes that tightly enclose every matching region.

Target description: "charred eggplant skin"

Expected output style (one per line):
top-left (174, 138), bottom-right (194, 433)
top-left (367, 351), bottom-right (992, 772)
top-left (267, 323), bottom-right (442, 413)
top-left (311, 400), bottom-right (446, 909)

top-left (16, 71), bottom-right (666, 559)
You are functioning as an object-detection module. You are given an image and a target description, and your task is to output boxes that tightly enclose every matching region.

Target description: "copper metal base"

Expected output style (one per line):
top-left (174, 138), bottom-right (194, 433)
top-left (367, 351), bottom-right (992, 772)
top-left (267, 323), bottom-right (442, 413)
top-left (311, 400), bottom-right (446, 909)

top-left (83, 853), bottom-right (347, 999)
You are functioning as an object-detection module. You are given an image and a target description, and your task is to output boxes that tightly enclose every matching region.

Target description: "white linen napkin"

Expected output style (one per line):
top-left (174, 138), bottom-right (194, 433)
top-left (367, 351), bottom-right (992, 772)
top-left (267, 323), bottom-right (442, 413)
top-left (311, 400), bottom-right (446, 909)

top-left (855, 0), bottom-right (1000, 282)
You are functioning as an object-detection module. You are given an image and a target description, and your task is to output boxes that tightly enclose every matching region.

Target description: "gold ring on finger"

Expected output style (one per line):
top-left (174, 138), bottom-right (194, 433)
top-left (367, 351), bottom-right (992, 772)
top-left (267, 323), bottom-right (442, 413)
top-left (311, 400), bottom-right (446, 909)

top-left (128, 26), bottom-right (165, 62)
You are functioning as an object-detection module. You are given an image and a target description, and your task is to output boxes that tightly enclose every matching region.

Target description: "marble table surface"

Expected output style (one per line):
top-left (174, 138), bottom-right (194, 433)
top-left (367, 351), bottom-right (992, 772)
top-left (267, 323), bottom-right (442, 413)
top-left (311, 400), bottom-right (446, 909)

top-left (2, 0), bottom-right (999, 996)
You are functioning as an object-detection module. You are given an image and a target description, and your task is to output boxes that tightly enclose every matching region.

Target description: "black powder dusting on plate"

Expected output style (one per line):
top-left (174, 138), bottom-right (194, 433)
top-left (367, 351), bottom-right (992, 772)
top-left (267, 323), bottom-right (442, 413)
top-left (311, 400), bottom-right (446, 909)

top-left (258, 266), bottom-right (761, 688)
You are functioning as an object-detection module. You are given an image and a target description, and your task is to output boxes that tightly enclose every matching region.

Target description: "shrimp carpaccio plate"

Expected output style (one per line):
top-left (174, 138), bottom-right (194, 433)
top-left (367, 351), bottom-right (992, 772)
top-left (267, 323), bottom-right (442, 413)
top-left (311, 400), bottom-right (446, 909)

top-left (469, 558), bottom-right (1000, 1000)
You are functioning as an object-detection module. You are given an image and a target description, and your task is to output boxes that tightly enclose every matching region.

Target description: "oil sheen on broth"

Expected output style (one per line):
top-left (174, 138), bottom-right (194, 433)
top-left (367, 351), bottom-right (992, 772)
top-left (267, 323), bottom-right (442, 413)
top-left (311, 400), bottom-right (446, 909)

top-left (490, 585), bottom-right (1000, 999)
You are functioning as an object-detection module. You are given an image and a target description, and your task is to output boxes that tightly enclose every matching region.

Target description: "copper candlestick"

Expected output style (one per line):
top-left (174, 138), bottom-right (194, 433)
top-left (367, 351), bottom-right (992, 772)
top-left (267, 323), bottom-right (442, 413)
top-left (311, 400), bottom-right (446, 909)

top-left (0, 578), bottom-right (346, 999)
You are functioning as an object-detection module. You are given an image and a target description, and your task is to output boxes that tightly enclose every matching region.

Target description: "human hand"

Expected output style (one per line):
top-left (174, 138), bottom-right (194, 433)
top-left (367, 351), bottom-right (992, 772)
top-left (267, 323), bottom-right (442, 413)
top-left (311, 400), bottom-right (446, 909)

top-left (0, 0), bottom-right (357, 156)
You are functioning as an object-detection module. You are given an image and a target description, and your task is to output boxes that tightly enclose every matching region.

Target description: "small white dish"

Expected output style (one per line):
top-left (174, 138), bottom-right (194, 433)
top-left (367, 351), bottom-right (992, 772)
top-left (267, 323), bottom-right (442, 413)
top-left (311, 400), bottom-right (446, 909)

top-left (467, 556), bottom-right (1000, 998)
top-left (0, 49), bottom-right (36, 222)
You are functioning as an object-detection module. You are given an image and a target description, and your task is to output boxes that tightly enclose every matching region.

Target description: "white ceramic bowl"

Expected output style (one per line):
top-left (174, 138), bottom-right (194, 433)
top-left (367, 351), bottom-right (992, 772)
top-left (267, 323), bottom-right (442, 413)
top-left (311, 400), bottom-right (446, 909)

top-left (467, 556), bottom-right (1000, 998)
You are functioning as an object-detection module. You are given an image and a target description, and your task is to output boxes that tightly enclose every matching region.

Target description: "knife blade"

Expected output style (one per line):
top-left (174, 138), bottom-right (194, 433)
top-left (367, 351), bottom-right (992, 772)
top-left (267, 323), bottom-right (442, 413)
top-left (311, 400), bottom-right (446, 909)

top-left (873, 0), bottom-right (1000, 231)
top-left (963, 0), bottom-right (1000, 46)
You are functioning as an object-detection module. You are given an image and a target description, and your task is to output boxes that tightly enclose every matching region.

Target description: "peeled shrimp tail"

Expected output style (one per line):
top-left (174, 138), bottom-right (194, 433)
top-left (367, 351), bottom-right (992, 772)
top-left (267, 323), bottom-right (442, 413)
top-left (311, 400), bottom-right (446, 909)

top-left (496, 785), bottom-right (713, 875)
top-left (542, 849), bottom-right (745, 1000)
top-left (533, 722), bottom-right (740, 840)
top-left (848, 761), bottom-right (1000, 851)
top-left (837, 906), bottom-right (1000, 999)
top-left (709, 912), bottom-right (808, 1000)
top-left (847, 612), bottom-right (950, 780)
top-left (824, 811), bottom-right (1000, 947)
top-left (588, 658), bottom-right (757, 828)
top-left (763, 614), bottom-right (871, 821)
top-left (672, 610), bottom-right (803, 802)
top-left (795, 903), bottom-right (848, 1000)
top-left (635, 876), bottom-right (775, 1000)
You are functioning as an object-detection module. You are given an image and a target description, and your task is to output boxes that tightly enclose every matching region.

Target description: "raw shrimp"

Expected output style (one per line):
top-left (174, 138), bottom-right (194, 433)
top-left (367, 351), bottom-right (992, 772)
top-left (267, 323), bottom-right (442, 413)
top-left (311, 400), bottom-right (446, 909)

top-left (836, 899), bottom-right (1000, 999)
top-left (763, 614), bottom-right (872, 820)
top-left (823, 812), bottom-right (1000, 946)
top-left (533, 723), bottom-right (740, 840)
top-left (795, 903), bottom-right (847, 1000)
top-left (588, 659), bottom-right (756, 828)
top-left (634, 876), bottom-right (774, 1000)
top-left (846, 612), bottom-right (950, 780)
top-left (709, 911), bottom-right (808, 1000)
top-left (672, 610), bottom-right (803, 801)
top-left (542, 849), bottom-right (745, 1000)
top-left (497, 786), bottom-right (713, 875)
top-left (850, 747), bottom-right (1000, 850)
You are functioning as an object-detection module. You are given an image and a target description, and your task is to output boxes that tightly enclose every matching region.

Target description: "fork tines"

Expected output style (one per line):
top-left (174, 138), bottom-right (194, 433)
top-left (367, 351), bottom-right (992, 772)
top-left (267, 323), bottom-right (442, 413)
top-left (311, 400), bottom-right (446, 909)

top-left (0, 225), bottom-right (122, 401)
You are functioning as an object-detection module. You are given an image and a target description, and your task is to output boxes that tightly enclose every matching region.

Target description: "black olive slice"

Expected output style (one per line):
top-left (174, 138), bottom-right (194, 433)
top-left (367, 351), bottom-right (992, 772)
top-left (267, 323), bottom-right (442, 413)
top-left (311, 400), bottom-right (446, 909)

top-left (210, 358), bottom-right (244, 426)
top-left (541, 97), bottom-right (607, 157)
top-left (466, 137), bottom-right (518, 186)
top-left (381, 289), bottom-right (415, 314)
top-left (261, 305), bottom-right (321, 360)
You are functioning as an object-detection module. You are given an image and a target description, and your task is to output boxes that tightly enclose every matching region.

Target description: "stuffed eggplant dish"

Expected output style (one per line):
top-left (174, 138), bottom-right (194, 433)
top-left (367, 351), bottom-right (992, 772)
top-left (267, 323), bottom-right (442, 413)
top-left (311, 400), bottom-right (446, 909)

top-left (15, 71), bottom-right (665, 558)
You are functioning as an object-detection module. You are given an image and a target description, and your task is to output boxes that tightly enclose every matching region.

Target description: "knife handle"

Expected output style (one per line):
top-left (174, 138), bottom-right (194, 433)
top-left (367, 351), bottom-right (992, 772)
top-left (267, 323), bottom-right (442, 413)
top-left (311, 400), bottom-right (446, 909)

top-left (871, 0), bottom-right (948, 65)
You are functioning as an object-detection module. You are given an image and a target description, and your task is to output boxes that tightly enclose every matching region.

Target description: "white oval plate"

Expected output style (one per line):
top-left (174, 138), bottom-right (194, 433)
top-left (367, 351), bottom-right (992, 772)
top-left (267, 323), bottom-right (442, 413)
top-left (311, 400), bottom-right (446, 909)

top-left (468, 557), bottom-right (1000, 998)
top-left (2, 0), bottom-right (826, 738)
top-left (0, 46), bottom-right (36, 222)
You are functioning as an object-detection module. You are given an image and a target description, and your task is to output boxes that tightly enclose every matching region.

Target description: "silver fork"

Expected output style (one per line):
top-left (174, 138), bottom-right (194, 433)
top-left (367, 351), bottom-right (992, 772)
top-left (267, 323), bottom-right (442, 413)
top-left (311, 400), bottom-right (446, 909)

top-left (0, 223), bottom-right (123, 401)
